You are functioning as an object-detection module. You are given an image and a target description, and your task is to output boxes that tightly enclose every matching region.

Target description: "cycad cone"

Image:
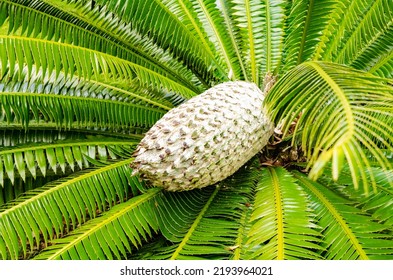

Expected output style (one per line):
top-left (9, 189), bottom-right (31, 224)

top-left (132, 81), bottom-right (274, 191)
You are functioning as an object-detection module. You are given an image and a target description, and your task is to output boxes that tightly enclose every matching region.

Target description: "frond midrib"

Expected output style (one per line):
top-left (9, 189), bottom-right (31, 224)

top-left (306, 61), bottom-right (354, 149)
top-left (2, 35), bottom-right (195, 106)
top-left (268, 167), bottom-right (284, 260)
top-left (170, 186), bottom-right (220, 260)
top-left (369, 50), bottom-right (393, 74)
top-left (264, 0), bottom-right (272, 73)
top-left (43, 187), bottom-right (162, 260)
top-left (245, 0), bottom-right (257, 82)
top-left (0, 158), bottom-right (133, 218)
top-left (294, 173), bottom-right (369, 260)
top-left (0, 92), bottom-right (167, 113)
top-left (195, 0), bottom-right (236, 79)
top-left (0, 122), bottom-right (145, 139)
top-left (0, 139), bottom-right (137, 155)
top-left (218, 0), bottom-right (248, 80)
top-left (297, 0), bottom-right (314, 65)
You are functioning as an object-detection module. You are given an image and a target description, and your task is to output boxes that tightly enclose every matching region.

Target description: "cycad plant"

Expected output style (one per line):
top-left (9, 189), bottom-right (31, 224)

top-left (0, 0), bottom-right (393, 260)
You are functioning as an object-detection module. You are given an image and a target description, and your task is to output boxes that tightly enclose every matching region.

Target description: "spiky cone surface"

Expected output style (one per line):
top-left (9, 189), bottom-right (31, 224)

top-left (131, 81), bottom-right (274, 191)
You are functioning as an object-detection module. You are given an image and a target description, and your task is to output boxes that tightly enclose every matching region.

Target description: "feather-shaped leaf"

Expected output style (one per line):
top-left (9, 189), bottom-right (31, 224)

top-left (33, 187), bottom-right (161, 260)
top-left (0, 36), bottom-right (197, 100)
top-left (314, 0), bottom-right (375, 61)
top-left (282, 0), bottom-right (337, 72)
top-left (265, 61), bottom-right (393, 193)
top-left (182, 0), bottom-right (242, 80)
top-left (243, 167), bottom-right (322, 260)
top-left (334, 0), bottom-right (393, 68)
top-left (0, 158), bottom-right (143, 259)
top-left (4, 0), bottom-right (202, 91)
top-left (294, 171), bottom-right (393, 260)
top-left (0, 138), bottom-right (138, 186)
top-left (91, 0), bottom-right (227, 84)
top-left (0, 92), bottom-right (166, 130)
top-left (145, 164), bottom-right (257, 260)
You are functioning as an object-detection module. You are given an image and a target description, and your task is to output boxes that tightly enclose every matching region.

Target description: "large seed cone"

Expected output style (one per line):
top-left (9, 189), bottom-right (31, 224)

top-left (131, 81), bottom-right (274, 191)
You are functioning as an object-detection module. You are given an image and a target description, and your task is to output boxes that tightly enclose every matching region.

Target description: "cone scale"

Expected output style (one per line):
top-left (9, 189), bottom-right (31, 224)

top-left (132, 81), bottom-right (274, 191)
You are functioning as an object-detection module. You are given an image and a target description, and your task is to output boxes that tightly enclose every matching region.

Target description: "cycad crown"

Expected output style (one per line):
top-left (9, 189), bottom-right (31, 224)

top-left (132, 81), bottom-right (274, 191)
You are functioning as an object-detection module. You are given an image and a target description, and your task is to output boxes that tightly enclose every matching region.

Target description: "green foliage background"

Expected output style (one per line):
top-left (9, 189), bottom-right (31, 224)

top-left (0, 0), bottom-right (392, 260)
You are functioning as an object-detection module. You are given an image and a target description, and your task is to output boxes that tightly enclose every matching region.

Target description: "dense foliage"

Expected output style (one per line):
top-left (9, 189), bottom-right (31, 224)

top-left (0, 0), bottom-right (392, 260)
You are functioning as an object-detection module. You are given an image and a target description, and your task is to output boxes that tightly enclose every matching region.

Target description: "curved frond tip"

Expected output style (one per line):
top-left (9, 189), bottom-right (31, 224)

top-left (265, 61), bottom-right (393, 194)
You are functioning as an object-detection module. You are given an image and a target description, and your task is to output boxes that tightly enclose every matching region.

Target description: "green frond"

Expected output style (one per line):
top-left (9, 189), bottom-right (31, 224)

top-left (317, 0), bottom-right (375, 61)
top-left (0, 92), bottom-right (166, 130)
top-left (216, 0), bottom-right (248, 80)
top-left (183, 0), bottom-right (243, 80)
top-left (0, 158), bottom-right (143, 259)
top-left (350, 25), bottom-right (393, 75)
top-left (294, 171), bottom-right (393, 260)
top-left (319, 165), bottom-right (393, 227)
top-left (0, 129), bottom-right (102, 148)
top-left (358, 169), bottom-right (393, 227)
top-left (312, 0), bottom-right (351, 61)
top-left (282, 0), bottom-right (337, 72)
top-left (0, 0), bottom-right (392, 261)
top-left (230, 0), bottom-right (287, 84)
top-left (0, 35), bottom-right (197, 100)
top-left (0, 138), bottom-right (137, 185)
top-left (90, 0), bottom-right (227, 84)
top-left (368, 49), bottom-right (393, 79)
top-left (265, 61), bottom-right (393, 193)
top-left (243, 167), bottom-right (322, 260)
top-left (33, 187), bottom-right (161, 260)
top-left (0, 122), bottom-right (147, 140)
top-left (143, 164), bottom-right (257, 260)
top-left (0, 174), bottom-right (61, 207)
top-left (333, 0), bottom-right (393, 67)
top-left (1, 0), bottom-right (199, 91)
top-left (162, 0), bottom-right (218, 74)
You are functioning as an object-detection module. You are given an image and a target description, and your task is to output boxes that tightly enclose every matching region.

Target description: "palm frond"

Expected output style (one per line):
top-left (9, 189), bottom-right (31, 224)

top-left (0, 174), bottom-right (61, 207)
top-left (230, 0), bottom-right (287, 84)
top-left (265, 61), bottom-right (393, 193)
top-left (0, 121), bottom-right (147, 140)
top-left (0, 92), bottom-right (166, 130)
top-left (319, 165), bottom-right (393, 227)
top-left (350, 25), bottom-right (393, 75)
top-left (243, 167), bottom-right (322, 260)
top-left (9, 0), bottom-right (205, 91)
top-left (91, 0), bottom-right (227, 84)
top-left (294, 171), bottom-right (393, 260)
top-left (161, 0), bottom-right (218, 76)
top-left (0, 158), bottom-right (143, 259)
top-left (0, 138), bottom-right (137, 185)
top-left (312, 0), bottom-right (351, 60)
top-left (368, 49), bottom-right (393, 79)
top-left (282, 0), bottom-right (337, 72)
top-left (183, 0), bottom-right (243, 80)
top-left (2, 0), bottom-right (200, 90)
top-left (217, 0), bottom-right (248, 80)
top-left (333, 0), bottom-right (393, 67)
top-left (358, 169), bottom-right (393, 227)
top-left (143, 164), bottom-right (257, 260)
top-left (316, 0), bottom-right (375, 61)
top-left (33, 187), bottom-right (161, 260)
top-left (0, 36), bottom-right (197, 100)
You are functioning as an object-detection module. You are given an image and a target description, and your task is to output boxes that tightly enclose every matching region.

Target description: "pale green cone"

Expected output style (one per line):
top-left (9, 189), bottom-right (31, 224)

top-left (131, 81), bottom-right (274, 191)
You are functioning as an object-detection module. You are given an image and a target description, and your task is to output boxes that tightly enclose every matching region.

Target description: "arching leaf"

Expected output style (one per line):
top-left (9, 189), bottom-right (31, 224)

top-left (33, 187), bottom-right (161, 260)
top-left (265, 61), bottom-right (393, 193)
top-left (243, 167), bottom-right (322, 260)
top-left (0, 158), bottom-right (143, 259)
